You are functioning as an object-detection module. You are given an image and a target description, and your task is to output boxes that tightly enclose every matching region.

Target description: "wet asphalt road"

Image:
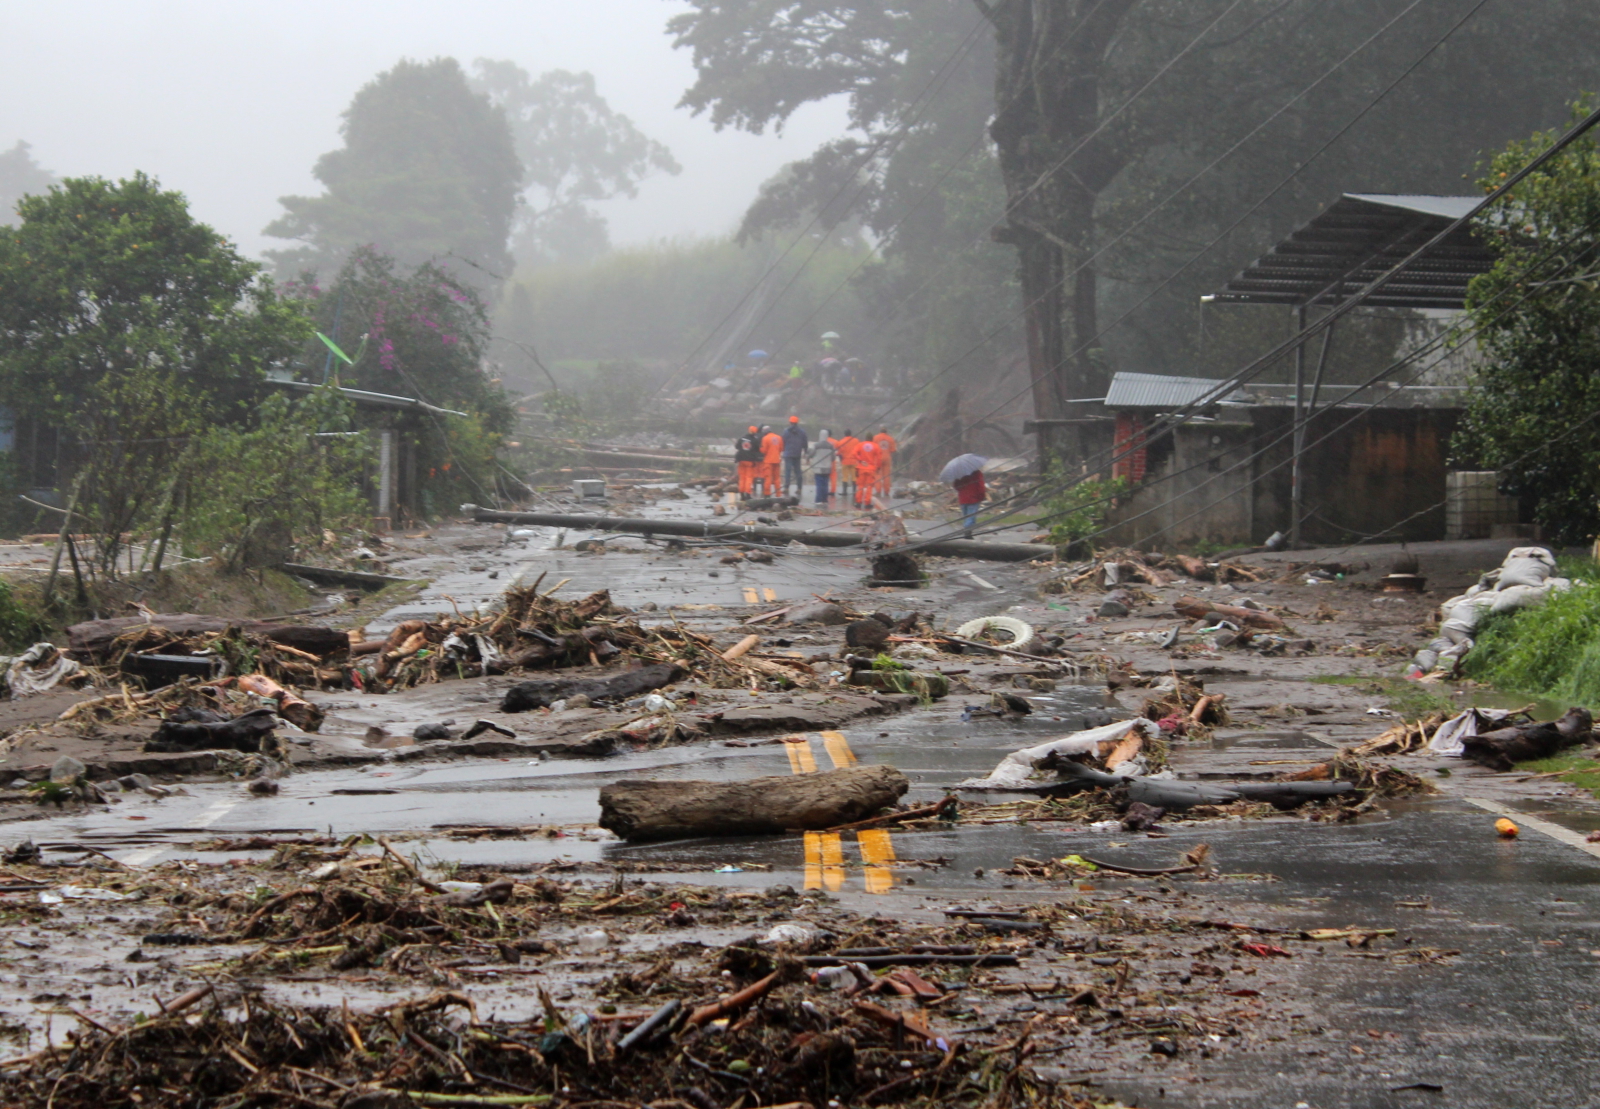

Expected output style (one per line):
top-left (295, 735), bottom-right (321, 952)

top-left (11, 495), bottom-right (1600, 1106)
top-left (19, 685), bottom-right (1600, 1107)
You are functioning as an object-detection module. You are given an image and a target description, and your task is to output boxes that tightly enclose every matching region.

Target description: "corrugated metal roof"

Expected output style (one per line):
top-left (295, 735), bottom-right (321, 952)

top-left (1104, 372), bottom-right (1239, 409)
top-left (1212, 193), bottom-right (1495, 309)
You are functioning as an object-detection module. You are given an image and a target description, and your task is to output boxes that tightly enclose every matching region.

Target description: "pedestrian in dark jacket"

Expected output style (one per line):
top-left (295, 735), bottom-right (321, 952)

top-left (781, 416), bottom-right (809, 496)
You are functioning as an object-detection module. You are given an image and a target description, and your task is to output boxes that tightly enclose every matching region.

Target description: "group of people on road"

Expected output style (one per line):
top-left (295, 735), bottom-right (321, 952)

top-left (732, 418), bottom-right (898, 510)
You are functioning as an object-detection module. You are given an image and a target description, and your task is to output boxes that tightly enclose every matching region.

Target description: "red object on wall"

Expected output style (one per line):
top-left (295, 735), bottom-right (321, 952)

top-left (1113, 412), bottom-right (1147, 482)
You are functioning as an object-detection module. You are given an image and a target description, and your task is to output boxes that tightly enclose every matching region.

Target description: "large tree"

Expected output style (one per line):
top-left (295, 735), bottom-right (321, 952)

top-left (0, 173), bottom-right (307, 427)
top-left (470, 61), bottom-right (680, 268)
top-left (265, 58), bottom-right (522, 285)
top-left (976, 0), bottom-right (1600, 456)
top-left (669, 1), bottom-right (1018, 388)
top-left (0, 140), bottom-right (56, 226)
top-left (1453, 106), bottom-right (1600, 543)
top-left (0, 174), bottom-right (314, 570)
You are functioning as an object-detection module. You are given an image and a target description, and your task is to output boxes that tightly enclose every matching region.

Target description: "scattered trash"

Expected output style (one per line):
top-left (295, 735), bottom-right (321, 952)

top-left (1495, 818), bottom-right (1520, 838)
top-left (954, 615), bottom-right (1033, 650)
top-left (2, 642), bottom-right (86, 699)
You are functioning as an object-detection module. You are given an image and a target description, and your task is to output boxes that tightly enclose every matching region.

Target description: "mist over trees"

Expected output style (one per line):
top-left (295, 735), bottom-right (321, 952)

top-left (647, 0), bottom-right (1600, 429)
top-left (264, 58), bottom-right (522, 285)
top-left (471, 60), bottom-right (681, 269)
top-left (0, 141), bottom-right (56, 225)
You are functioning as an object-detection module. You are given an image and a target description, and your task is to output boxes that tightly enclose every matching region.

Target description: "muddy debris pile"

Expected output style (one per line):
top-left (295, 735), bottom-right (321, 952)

top-left (1352, 703), bottom-right (1598, 773)
top-left (0, 839), bottom-right (1429, 1109)
top-left (1042, 548), bottom-right (1264, 594)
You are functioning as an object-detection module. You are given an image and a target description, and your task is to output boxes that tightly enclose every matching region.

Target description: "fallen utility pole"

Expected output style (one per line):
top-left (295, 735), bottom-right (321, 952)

top-left (472, 509), bottom-right (1056, 563)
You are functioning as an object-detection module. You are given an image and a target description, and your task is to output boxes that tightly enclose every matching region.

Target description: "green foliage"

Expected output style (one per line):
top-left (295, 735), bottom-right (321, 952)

top-left (470, 61), bottom-right (680, 268)
top-left (1044, 474), bottom-right (1130, 546)
top-left (1463, 578), bottom-right (1600, 704)
top-left (0, 173), bottom-right (309, 428)
top-left (1511, 752), bottom-right (1600, 797)
top-left (183, 387), bottom-right (371, 571)
top-left (264, 58), bottom-right (521, 286)
top-left (289, 248), bottom-right (514, 513)
top-left (1453, 98), bottom-right (1600, 544)
top-left (0, 579), bottom-right (46, 649)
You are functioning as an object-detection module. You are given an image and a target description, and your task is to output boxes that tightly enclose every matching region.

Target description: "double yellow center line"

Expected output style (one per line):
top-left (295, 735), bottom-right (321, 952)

top-left (787, 730), bottom-right (897, 893)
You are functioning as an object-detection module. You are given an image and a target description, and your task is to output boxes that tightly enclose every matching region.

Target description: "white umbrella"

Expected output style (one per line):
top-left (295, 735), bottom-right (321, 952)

top-left (939, 454), bottom-right (988, 483)
top-left (821, 331), bottom-right (841, 340)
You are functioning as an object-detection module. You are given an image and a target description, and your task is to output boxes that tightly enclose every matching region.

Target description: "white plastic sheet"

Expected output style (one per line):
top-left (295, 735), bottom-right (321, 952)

top-left (1427, 707), bottom-right (1519, 757)
top-left (958, 718), bottom-right (1160, 788)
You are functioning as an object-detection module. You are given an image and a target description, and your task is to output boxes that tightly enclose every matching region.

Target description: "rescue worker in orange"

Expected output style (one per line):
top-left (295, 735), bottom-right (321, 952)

top-left (734, 425), bottom-right (760, 498)
top-left (829, 429), bottom-right (861, 505)
top-left (759, 424), bottom-right (784, 497)
top-left (853, 436), bottom-right (880, 509)
top-left (872, 425), bottom-right (897, 496)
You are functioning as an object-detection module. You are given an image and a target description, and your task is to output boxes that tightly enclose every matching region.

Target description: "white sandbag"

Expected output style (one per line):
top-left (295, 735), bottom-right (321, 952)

top-left (1497, 547), bottom-right (1555, 588)
top-left (958, 718), bottom-right (1161, 788)
top-left (1428, 707), bottom-right (1520, 757)
top-left (1489, 583), bottom-right (1554, 614)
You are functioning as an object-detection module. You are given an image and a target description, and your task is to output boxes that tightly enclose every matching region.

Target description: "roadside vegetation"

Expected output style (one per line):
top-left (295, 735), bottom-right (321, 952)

top-left (1462, 561), bottom-right (1600, 705)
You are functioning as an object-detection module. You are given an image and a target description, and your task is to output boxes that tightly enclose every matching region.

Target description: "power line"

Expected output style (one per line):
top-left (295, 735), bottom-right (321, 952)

top-left (639, 13), bottom-right (993, 404)
top-left (870, 0), bottom-right (1477, 439)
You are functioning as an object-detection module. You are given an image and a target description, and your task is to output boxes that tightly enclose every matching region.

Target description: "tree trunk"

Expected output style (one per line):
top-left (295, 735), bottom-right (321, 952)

top-left (981, 0), bottom-right (1134, 467)
top-left (599, 764), bottom-right (910, 841)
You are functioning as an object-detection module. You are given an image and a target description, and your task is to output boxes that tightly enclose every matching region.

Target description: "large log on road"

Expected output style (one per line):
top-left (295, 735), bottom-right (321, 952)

top-left (599, 764), bottom-right (909, 841)
top-left (501, 662), bottom-right (687, 712)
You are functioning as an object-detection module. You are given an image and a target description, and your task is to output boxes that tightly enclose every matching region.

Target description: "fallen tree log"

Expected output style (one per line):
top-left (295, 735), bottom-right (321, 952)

top-left (67, 614), bottom-right (350, 659)
top-left (1460, 706), bottom-right (1593, 771)
top-left (472, 509), bottom-right (1057, 563)
top-left (1173, 596), bottom-right (1284, 630)
top-left (501, 662), bottom-right (687, 712)
top-left (599, 764), bottom-right (909, 841)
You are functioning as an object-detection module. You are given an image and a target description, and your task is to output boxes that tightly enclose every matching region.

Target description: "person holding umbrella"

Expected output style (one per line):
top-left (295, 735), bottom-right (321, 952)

top-left (940, 453), bottom-right (988, 539)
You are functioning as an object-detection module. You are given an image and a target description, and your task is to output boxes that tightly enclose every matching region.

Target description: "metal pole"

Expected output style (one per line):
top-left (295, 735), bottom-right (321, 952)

top-left (1290, 304), bottom-right (1306, 547)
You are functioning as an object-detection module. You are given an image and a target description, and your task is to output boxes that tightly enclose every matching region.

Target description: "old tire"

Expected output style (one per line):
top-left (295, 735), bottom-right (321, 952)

top-left (955, 615), bottom-right (1033, 651)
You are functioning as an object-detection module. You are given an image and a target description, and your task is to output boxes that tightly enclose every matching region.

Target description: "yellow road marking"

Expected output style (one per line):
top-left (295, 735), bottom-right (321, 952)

top-left (820, 831), bottom-right (844, 891)
top-left (742, 587), bottom-right (759, 604)
top-left (782, 734), bottom-right (817, 774)
top-left (764, 587), bottom-right (777, 602)
top-left (858, 828), bottom-right (897, 895)
top-left (820, 730), bottom-right (856, 768)
top-left (803, 831), bottom-right (822, 890)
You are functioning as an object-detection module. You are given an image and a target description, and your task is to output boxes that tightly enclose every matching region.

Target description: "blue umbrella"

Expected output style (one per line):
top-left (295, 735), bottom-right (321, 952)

top-left (747, 349), bottom-right (770, 360)
top-left (939, 453), bottom-right (988, 483)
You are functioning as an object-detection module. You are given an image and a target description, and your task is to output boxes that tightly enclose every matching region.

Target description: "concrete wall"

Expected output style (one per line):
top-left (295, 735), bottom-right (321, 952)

top-left (1101, 406), bottom-right (1460, 549)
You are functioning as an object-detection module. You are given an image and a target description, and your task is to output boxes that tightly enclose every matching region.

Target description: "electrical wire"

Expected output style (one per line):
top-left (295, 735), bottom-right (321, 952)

top-left (639, 13), bottom-right (993, 404)
top-left (855, 0), bottom-right (1487, 439)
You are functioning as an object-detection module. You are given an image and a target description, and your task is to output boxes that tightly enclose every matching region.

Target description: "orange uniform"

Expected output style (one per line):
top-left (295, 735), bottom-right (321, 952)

top-left (830, 434), bottom-right (861, 500)
top-left (760, 431), bottom-right (784, 495)
top-left (853, 439), bottom-right (880, 508)
top-left (872, 431), bottom-right (897, 494)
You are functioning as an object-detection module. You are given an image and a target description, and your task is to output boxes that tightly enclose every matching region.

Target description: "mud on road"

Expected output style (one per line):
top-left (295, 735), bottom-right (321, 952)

top-left (2, 494), bottom-right (1599, 1107)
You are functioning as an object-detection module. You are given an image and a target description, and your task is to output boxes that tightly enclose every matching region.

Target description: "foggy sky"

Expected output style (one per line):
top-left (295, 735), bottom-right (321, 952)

top-left (0, 0), bottom-right (850, 259)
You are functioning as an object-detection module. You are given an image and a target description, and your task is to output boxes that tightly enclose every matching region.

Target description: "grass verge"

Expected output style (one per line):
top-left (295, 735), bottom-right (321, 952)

top-left (1514, 752), bottom-right (1600, 798)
